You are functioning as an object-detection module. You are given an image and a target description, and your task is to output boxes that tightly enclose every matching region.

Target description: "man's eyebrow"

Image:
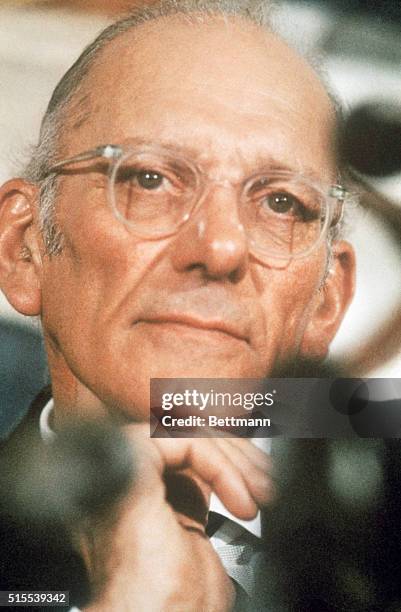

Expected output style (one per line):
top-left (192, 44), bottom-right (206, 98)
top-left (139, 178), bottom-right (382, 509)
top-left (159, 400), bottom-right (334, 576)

top-left (248, 152), bottom-right (326, 183)
top-left (121, 136), bottom-right (203, 160)
top-left (260, 160), bottom-right (324, 183)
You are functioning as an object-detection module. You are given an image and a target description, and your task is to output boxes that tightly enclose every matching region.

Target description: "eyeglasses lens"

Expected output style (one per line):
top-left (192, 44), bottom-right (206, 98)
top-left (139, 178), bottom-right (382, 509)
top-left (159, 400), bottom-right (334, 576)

top-left (109, 149), bottom-right (328, 261)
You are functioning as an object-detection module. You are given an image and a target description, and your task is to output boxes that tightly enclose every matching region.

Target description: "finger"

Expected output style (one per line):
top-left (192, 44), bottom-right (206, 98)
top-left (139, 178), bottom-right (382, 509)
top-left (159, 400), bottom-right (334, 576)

top-left (223, 438), bottom-right (272, 472)
top-left (151, 437), bottom-right (260, 520)
top-left (122, 426), bottom-right (268, 517)
top-left (214, 438), bottom-right (274, 506)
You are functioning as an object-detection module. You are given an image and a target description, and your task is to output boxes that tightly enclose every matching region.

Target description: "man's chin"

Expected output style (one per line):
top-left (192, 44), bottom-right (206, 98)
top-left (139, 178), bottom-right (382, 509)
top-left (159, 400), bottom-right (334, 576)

top-left (148, 358), bottom-right (264, 382)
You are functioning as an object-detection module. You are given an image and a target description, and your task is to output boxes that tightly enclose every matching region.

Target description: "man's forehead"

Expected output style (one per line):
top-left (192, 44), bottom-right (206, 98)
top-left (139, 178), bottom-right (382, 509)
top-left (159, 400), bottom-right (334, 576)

top-left (84, 14), bottom-right (331, 108)
top-left (64, 13), bottom-right (335, 174)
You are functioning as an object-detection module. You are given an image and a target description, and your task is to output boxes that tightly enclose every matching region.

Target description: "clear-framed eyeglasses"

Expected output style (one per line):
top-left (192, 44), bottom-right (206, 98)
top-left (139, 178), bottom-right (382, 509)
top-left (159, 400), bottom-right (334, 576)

top-left (47, 142), bottom-right (347, 264)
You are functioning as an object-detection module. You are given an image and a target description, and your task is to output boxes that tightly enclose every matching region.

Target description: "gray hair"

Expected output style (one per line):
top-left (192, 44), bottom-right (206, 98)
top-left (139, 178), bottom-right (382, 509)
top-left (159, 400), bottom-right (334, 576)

top-left (24, 0), bottom-right (346, 255)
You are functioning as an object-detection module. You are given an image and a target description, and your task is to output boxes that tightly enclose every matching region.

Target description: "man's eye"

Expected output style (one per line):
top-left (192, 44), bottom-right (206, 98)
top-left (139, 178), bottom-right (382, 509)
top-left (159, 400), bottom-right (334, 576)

top-left (264, 192), bottom-right (298, 214)
top-left (136, 170), bottom-right (164, 190)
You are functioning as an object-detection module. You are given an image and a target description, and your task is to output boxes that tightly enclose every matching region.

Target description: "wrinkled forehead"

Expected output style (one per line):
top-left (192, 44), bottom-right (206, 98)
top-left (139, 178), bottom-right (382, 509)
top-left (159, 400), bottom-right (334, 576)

top-left (64, 14), bottom-right (337, 179)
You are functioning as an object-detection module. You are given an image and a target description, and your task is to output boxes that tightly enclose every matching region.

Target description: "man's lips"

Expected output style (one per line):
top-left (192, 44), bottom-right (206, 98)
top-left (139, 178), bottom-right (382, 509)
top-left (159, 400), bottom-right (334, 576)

top-left (136, 313), bottom-right (250, 343)
top-left (133, 289), bottom-right (253, 344)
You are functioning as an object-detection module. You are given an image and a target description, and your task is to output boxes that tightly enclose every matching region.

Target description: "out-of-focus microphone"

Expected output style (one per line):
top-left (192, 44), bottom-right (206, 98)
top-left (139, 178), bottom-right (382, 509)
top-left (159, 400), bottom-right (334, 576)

top-left (0, 420), bottom-right (136, 526)
top-left (338, 102), bottom-right (401, 178)
top-left (0, 422), bottom-right (135, 601)
top-left (261, 438), bottom-right (401, 611)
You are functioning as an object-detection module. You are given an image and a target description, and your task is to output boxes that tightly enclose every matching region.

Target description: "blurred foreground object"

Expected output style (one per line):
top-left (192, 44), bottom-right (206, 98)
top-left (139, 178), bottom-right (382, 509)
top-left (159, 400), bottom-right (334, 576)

top-left (262, 439), bottom-right (401, 611)
top-left (0, 419), bottom-right (135, 602)
top-left (0, 419), bottom-right (135, 524)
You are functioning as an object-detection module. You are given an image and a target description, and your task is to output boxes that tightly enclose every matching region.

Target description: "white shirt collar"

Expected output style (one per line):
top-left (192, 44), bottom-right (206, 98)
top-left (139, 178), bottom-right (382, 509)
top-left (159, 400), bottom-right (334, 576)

top-left (39, 400), bottom-right (270, 538)
top-left (39, 398), bottom-right (56, 443)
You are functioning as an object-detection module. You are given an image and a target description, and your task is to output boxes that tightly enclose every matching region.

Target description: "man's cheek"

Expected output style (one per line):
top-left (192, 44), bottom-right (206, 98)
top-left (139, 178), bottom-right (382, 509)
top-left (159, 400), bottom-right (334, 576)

top-left (258, 276), bottom-right (319, 350)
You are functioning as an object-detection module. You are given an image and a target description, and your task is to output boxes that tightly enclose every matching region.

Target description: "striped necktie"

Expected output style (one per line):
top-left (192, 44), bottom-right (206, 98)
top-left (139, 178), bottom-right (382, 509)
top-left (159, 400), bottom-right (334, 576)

top-left (207, 511), bottom-right (267, 610)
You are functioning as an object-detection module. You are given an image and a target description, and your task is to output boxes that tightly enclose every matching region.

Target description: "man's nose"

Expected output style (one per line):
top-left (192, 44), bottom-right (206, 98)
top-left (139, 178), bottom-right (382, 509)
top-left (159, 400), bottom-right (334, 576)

top-left (169, 185), bottom-right (249, 282)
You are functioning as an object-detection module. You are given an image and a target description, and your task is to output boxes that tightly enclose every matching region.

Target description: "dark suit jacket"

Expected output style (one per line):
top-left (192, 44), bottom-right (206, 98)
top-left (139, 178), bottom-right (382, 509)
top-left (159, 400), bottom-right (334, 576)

top-left (0, 320), bottom-right (48, 440)
top-left (0, 387), bottom-right (90, 611)
top-left (0, 388), bottom-right (266, 612)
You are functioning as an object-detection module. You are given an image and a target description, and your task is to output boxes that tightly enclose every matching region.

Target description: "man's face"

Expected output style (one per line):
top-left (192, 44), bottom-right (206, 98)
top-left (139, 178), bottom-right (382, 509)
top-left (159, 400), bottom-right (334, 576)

top-left (35, 16), bottom-right (352, 420)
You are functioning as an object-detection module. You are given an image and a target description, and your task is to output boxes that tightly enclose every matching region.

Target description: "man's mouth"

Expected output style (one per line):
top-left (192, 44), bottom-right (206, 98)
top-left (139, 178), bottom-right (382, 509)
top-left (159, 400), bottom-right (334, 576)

top-left (133, 288), bottom-right (253, 345)
top-left (137, 313), bottom-right (250, 344)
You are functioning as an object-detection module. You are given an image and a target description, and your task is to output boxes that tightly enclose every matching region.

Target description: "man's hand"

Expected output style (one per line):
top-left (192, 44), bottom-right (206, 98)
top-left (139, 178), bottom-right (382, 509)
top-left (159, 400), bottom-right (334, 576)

top-left (78, 426), bottom-right (273, 612)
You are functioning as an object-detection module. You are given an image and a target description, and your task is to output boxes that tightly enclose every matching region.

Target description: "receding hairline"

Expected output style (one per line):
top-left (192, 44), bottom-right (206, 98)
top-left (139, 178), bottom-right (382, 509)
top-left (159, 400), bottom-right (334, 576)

top-left (53, 11), bottom-right (276, 140)
top-left (44, 4), bottom-right (275, 137)
top-left (58, 11), bottom-right (335, 148)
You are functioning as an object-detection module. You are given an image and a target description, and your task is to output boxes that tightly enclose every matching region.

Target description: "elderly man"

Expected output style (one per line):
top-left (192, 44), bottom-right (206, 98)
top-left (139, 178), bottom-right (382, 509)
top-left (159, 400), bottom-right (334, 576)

top-left (0, 0), bottom-right (355, 610)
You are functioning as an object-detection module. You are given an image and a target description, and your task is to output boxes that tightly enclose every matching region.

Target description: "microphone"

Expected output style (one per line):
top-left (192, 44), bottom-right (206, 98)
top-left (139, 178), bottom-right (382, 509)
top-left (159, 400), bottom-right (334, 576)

top-left (262, 438), bottom-right (401, 611)
top-left (0, 420), bottom-right (135, 525)
top-left (0, 421), bottom-right (135, 599)
top-left (338, 102), bottom-right (401, 178)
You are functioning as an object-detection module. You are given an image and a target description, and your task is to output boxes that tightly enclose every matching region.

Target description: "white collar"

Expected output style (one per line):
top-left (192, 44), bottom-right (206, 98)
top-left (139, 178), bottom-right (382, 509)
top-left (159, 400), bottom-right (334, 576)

top-left (39, 400), bottom-right (270, 538)
top-left (39, 398), bottom-right (56, 443)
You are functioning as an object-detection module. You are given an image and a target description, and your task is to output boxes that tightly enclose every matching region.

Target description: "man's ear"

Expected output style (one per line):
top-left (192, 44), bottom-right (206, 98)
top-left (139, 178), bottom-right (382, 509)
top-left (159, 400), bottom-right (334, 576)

top-left (0, 179), bottom-right (43, 315)
top-left (300, 240), bottom-right (356, 361)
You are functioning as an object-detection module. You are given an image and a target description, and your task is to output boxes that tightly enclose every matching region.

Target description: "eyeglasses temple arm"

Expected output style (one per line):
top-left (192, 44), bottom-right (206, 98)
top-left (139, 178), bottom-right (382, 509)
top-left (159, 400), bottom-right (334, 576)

top-left (47, 144), bottom-right (123, 173)
top-left (330, 185), bottom-right (347, 201)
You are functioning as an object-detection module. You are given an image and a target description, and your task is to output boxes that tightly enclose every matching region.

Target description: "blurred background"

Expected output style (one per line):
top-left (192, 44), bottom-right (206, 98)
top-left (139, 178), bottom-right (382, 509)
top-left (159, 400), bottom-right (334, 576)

top-left (0, 0), bottom-right (400, 436)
